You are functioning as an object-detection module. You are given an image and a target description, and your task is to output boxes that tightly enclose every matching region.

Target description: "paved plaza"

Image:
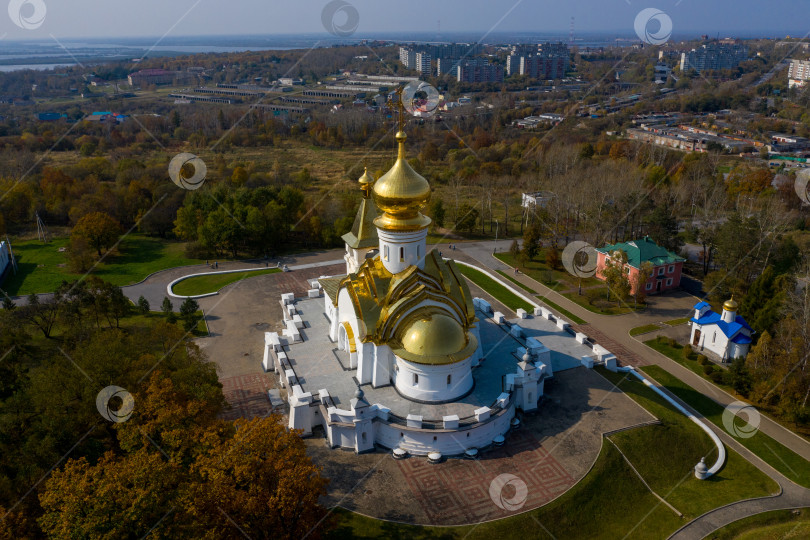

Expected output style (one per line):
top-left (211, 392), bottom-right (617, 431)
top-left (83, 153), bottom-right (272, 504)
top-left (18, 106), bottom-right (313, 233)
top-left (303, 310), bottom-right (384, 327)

top-left (285, 296), bottom-right (597, 420)
top-left (191, 267), bottom-right (670, 525)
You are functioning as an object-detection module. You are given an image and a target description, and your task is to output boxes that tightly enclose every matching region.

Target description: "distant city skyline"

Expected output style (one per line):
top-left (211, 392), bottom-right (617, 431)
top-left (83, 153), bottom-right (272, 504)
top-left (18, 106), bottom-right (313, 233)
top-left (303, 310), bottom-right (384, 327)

top-left (1, 0), bottom-right (808, 40)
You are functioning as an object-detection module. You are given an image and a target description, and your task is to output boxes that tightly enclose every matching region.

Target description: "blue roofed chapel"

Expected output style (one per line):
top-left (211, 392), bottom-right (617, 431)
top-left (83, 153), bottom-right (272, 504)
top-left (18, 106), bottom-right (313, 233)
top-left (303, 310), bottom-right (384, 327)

top-left (689, 297), bottom-right (753, 362)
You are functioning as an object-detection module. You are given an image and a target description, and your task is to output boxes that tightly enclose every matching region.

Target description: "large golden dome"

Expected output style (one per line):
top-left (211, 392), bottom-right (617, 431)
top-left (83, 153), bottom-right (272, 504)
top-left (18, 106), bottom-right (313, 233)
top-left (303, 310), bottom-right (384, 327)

top-left (372, 131), bottom-right (431, 231)
top-left (723, 297), bottom-right (738, 311)
top-left (394, 310), bottom-right (477, 365)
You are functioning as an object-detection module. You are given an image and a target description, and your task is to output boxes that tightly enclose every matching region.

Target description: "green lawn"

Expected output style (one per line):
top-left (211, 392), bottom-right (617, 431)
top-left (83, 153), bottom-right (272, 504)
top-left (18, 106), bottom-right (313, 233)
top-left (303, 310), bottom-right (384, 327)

top-left (598, 367), bottom-right (778, 519)
top-left (495, 252), bottom-right (573, 290)
top-left (665, 317), bottom-right (691, 326)
top-left (121, 311), bottom-right (208, 337)
top-left (495, 270), bottom-right (587, 324)
top-left (709, 508), bottom-right (810, 540)
top-left (561, 289), bottom-right (645, 316)
top-left (495, 252), bottom-right (640, 316)
top-left (645, 336), bottom-right (810, 444)
top-left (630, 324), bottom-right (662, 336)
top-left (645, 336), bottom-right (711, 380)
top-left (172, 268), bottom-right (280, 296)
top-left (457, 265), bottom-right (534, 314)
top-left (2, 234), bottom-right (207, 296)
top-left (536, 296), bottom-right (588, 325)
top-left (640, 365), bottom-right (810, 489)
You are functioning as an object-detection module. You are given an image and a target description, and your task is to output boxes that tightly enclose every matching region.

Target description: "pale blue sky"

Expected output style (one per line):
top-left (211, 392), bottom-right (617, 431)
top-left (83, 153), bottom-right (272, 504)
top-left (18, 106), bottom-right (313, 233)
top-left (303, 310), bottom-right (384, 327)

top-left (2, 0), bottom-right (807, 39)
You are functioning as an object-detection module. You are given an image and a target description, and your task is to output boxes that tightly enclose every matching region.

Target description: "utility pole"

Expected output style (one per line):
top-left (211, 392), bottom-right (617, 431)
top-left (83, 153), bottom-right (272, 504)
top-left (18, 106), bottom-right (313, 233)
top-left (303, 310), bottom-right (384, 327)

top-left (35, 212), bottom-right (47, 242)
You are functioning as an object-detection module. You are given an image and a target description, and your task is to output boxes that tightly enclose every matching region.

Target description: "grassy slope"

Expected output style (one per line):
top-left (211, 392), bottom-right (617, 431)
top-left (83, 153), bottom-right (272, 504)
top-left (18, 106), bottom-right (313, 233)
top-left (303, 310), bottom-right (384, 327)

top-left (495, 252), bottom-right (641, 316)
top-left (598, 367), bottom-right (778, 518)
top-left (708, 508), bottom-right (810, 540)
top-left (640, 365), bottom-right (810, 489)
top-left (3, 234), bottom-right (205, 296)
top-left (457, 264), bottom-right (534, 314)
top-left (646, 335), bottom-right (810, 441)
top-left (630, 324), bottom-right (661, 336)
top-left (172, 268), bottom-right (280, 296)
top-left (496, 270), bottom-right (588, 324)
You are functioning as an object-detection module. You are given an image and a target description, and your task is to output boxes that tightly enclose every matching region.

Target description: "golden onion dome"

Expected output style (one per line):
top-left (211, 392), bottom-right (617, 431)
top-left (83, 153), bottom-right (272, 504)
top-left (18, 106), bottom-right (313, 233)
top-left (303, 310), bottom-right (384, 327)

top-left (358, 167), bottom-right (374, 187)
top-left (723, 297), bottom-right (738, 311)
top-left (372, 131), bottom-right (431, 231)
top-left (394, 311), bottom-right (477, 365)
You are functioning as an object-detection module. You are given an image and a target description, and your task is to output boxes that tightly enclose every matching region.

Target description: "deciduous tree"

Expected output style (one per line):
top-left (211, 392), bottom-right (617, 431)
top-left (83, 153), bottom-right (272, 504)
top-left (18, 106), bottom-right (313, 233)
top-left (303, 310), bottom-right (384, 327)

top-left (72, 211), bottom-right (121, 257)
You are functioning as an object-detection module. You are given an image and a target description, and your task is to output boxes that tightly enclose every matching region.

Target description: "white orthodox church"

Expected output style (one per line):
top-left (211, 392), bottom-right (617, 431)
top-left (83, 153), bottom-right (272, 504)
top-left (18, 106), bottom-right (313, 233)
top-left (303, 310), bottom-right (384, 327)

top-left (319, 130), bottom-right (483, 403)
top-left (689, 298), bottom-right (753, 362)
top-left (262, 124), bottom-right (611, 457)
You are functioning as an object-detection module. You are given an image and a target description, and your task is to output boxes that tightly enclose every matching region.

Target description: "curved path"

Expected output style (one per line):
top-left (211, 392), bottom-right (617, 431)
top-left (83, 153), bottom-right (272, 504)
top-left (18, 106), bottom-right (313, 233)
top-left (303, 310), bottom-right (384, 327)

top-left (120, 250), bottom-right (343, 308)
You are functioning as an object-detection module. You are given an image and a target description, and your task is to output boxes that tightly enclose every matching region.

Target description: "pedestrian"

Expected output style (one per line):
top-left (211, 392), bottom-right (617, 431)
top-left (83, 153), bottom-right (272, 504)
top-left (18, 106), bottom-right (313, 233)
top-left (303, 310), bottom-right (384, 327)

top-left (206, 260), bottom-right (209, 267)
top-left (215, 261), bottom-right (218, 269)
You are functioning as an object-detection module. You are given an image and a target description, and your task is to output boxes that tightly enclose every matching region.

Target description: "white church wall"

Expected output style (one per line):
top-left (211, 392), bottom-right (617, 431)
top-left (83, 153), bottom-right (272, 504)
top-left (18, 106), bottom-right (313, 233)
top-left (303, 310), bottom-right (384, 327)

top-left (373, 404), bottom-right (514, 455)
top-left (372, 344), bottom-right (393, 387)
top-left (393, 357), bottom-right (474, 402)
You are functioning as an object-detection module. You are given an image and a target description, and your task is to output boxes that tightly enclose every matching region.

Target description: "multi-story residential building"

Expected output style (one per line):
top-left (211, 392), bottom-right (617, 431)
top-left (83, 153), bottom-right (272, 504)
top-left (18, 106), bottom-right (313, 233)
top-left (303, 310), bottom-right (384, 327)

top-left (679, 42), bottom-right (748, 74)
top-left (788, 59), bottom-right (810, 88)
top-left (400, 43), bottom-right (483, 71)
top-left (414, 52), bottom-right (432, 77)
top-left (437, 57), bottom-right (461, 76)
top-left (399, 47), bottom-right (415, 69)
top-left (506, 55), bottom-right (521, 76)
top-left (456, 59), bottom-right (504, 83)
top-left (506, 42), bottom-right (569, 80)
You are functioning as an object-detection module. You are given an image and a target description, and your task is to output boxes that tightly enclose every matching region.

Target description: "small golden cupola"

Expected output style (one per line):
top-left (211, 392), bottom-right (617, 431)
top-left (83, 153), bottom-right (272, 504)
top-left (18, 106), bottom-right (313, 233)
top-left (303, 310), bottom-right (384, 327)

top-left (372, 130), bottom-right (432, 232)
top-left (721, 295), bottom-right (738, 323)
top-left (342, 167), bottom-right (379, 274)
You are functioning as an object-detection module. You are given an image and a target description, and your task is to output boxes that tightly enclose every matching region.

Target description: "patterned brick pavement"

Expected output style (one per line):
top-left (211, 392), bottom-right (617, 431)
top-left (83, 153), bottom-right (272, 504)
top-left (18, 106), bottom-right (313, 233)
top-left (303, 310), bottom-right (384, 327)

top-left (575, 324), bottom-right (650, 367)
top-left (397, 430), bottom-right (574, 525)
top-left (219, 373), bottom-right (279, 420)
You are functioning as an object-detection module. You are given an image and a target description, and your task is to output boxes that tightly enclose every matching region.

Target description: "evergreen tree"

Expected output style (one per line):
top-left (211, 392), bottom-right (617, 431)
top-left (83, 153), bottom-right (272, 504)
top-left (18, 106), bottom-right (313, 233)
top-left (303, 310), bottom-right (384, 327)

top-left (180, 298), bottom-right (200, 331)
top-left (509, 239), bottom-right (520, 258)
top-left (161, 297), bottom-right (173, 317)
top-left (430, 198), bottom-right (446, 229)
top-left (739, 266), bottom-right (792, 336)
top-left (729, 357), bottom-right (752, 396)
top-left (137, 296), bottom-right (150, 315)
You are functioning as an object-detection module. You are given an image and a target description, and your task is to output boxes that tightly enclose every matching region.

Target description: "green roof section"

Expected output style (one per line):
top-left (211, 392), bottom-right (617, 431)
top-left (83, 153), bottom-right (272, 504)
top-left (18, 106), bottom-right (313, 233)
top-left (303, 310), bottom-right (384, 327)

top-left (596, 236), bottom-right (685, 268)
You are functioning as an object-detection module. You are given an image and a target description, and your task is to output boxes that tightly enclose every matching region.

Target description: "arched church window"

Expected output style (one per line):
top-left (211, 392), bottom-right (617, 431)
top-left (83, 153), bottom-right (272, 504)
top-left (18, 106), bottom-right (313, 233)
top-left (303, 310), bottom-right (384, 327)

top-left (384, 245), bottom-right (389, 261)
top-left (447, 374), bottom-right (451, 385)
top-left (399, 247), bottom-right (404, 262)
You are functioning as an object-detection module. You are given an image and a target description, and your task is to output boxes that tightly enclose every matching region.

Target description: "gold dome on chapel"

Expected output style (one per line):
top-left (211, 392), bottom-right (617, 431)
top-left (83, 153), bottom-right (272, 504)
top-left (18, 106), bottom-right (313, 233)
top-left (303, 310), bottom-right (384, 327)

top-left (394, 311), bottom-right (478, 365)
top-left (723, 296), bottom-right (738, 311)
top-left (372, 131), bottom-right (431, 231)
